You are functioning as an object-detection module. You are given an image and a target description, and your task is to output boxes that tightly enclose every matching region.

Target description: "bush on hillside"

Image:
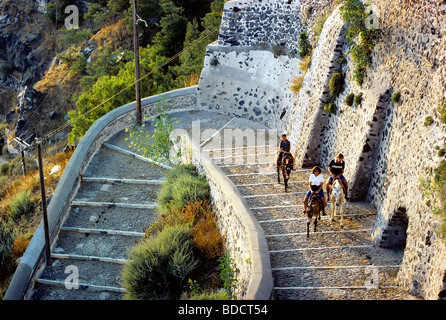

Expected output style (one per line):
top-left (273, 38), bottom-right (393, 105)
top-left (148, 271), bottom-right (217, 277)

top-left (391, 91), bottom-right (401, 104)
top-left (9, 156), bottom-right (38, 177)
top-left (328, 71), bottom-right (345, 98)
top-left (438, 99), bottom-right (446, 124)
top-left (298, 32), bottom-right (312, 58)
top-left (345, 93), bottom-right (355, 106)
top-left (157, 165), bottom-right (210, 214)
top-left (354, 92), bottom-right (363, 106)
top-left (122, 224), bottom-right (199, 300)
top-left (433, 160), bottom-right (446, 238)
top-left (0, 162), bottom-right (9, 175)
top-left (8, 190), bottom-right (38, 222)
top-left (0, 219), bottom-right (17, 266)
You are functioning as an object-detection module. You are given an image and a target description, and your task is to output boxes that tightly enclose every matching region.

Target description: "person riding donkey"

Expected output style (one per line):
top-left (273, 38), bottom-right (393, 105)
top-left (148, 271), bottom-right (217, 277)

top-left (304, 166), bottom-right (327, 216)
top-left (275, 134), bottom-right (294, 168)
top-left (326, 153), bottom-right (350, 201)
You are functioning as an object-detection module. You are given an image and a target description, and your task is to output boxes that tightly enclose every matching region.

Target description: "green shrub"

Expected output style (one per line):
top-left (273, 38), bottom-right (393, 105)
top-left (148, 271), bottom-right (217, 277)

top-left (0, 176), bottom-right (8, 197)
top-left (328, 72), bottom-right (345, 98)
top-left (0, 162), bottom-right (9, 175)
top-left (324, 101), bottom-right (336, 114)
top-left (298, 32), bottom-right (312, 58)
top-left (438, 99), bottom-right (446, 124)
top-left (189, 289), bottom-right (226, 300)
top-left (424, 116), bottom-right (434, 126)
top-left (165, 164), bottom-right (198, 184)
top-left (354, 93), bottom-right (363, 106)
top-left (8, 190), bottom-right (37, 222)
top-left (0, 219), bottom-right (17, 266)
top-left (340, 0), bottom-right (380, 86)
top-left (157, 165), bottom-right (210, 214)
top-left (218, 252), bottom-right (238, 300)
top-left (9, 156), bottom-right (38, 177)
top-left (391, 91), bottom-right (401, 104)
top-left (345, 93), bottom-right (355, 106)
top-left (433, 160), bottom-right (446, 238)
top-left (122, 225), bottom-right (199, 300)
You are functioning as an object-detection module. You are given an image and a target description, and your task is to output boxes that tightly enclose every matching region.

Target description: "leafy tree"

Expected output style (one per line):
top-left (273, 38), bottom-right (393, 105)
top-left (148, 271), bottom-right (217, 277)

top-left (153, 12), bottom-right (189, 58)
top-left (68, 46), bottom-right (172, 143)
top-left (174, 19), bottom-right (204, 86)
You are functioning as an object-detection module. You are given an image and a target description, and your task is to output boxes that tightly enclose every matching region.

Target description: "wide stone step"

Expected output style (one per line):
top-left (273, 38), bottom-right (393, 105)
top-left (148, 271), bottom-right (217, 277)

top-left (52, 231), bottom-right (140, 260)
top-left (35, 258), bottom-right (125, 289)
top-left (252, 202), bottom-right (376, 222)
top-left (237, 181), bottom-right (308, 196)
top-left (205, 145), bottom-right (277, 158)
top-left (63, 206), bottom-right (158, 233)
top-left (31, 282), bottom-right (124, 300)
top-left (266, 229), bottom-right (372, 252)
top-left (272, 265), bottom-right (401, 288)
top-left (225, 169), bottom-right (312, 186)
top-left (260, 213), bottom-right (375, 236)
top-left (74, 181), bottom-right (161, 205)
top-left (83, 146), bottom-right (168, 180)
top-left (269, 245), bottom-right (404, 269)
top-left (245, 193), bottom-right (307, 208)
top-left (274, 287), bottom-right (414, 300)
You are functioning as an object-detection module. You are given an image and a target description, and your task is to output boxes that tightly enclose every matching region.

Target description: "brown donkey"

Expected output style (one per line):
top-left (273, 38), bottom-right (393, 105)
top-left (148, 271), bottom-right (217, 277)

top-left (303, 195), bottom-right (322, 238)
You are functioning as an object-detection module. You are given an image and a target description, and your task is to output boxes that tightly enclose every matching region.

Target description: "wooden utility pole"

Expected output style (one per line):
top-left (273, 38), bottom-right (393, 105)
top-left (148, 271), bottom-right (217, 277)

top-left (21, 149), bottom-right (26, 176)
top-left (132, 0), bottom-right (142, 126)
top-left (37, 141), bottom-right (52, 265)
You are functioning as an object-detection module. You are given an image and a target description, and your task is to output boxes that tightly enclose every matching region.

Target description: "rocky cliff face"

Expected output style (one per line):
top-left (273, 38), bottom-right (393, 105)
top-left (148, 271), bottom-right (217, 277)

top-left (0, 0), bottom-right (60, 147)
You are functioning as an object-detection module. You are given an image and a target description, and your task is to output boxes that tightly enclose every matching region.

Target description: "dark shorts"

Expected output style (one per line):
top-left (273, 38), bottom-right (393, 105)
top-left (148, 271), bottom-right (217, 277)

top-left (328, 175), bottom-right (346, 182)
top-left (306, 189), bottom-right (324, 198)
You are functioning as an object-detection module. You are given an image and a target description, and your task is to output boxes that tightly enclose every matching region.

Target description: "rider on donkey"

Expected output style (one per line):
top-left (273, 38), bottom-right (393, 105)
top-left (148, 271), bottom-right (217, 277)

top-left (325, 153), bottom-right (350, 201)
top-left (275, 133), bottom-right (292, 167)
top-left (304, 166), bottom-right (327, 216)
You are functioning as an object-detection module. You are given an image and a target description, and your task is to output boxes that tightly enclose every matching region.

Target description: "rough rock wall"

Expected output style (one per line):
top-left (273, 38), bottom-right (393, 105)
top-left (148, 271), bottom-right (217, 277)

top-left (287, 0), bottom-right (446, 299)
top-left (287, 6), bottom-right (346, 165)
top-left (218, 0), bottom-right (304, 52)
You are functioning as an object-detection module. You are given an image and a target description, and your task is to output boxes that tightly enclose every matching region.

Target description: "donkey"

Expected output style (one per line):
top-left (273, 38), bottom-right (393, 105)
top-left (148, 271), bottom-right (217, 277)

top-left (329, 178), bottom-right (345, 227)
top-left (303, 195), bottom-right (322, 238)
top-left (277, 152), bottom-right (293, 192)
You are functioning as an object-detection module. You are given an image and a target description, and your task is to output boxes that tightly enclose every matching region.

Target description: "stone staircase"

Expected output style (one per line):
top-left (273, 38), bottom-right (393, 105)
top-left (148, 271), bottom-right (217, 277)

top-left (204, 145), bottom-right (415, 300)
top-left (30, 130), bottom-right (169, 300)
top-left (29, 109), bottom-right (414, 300)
